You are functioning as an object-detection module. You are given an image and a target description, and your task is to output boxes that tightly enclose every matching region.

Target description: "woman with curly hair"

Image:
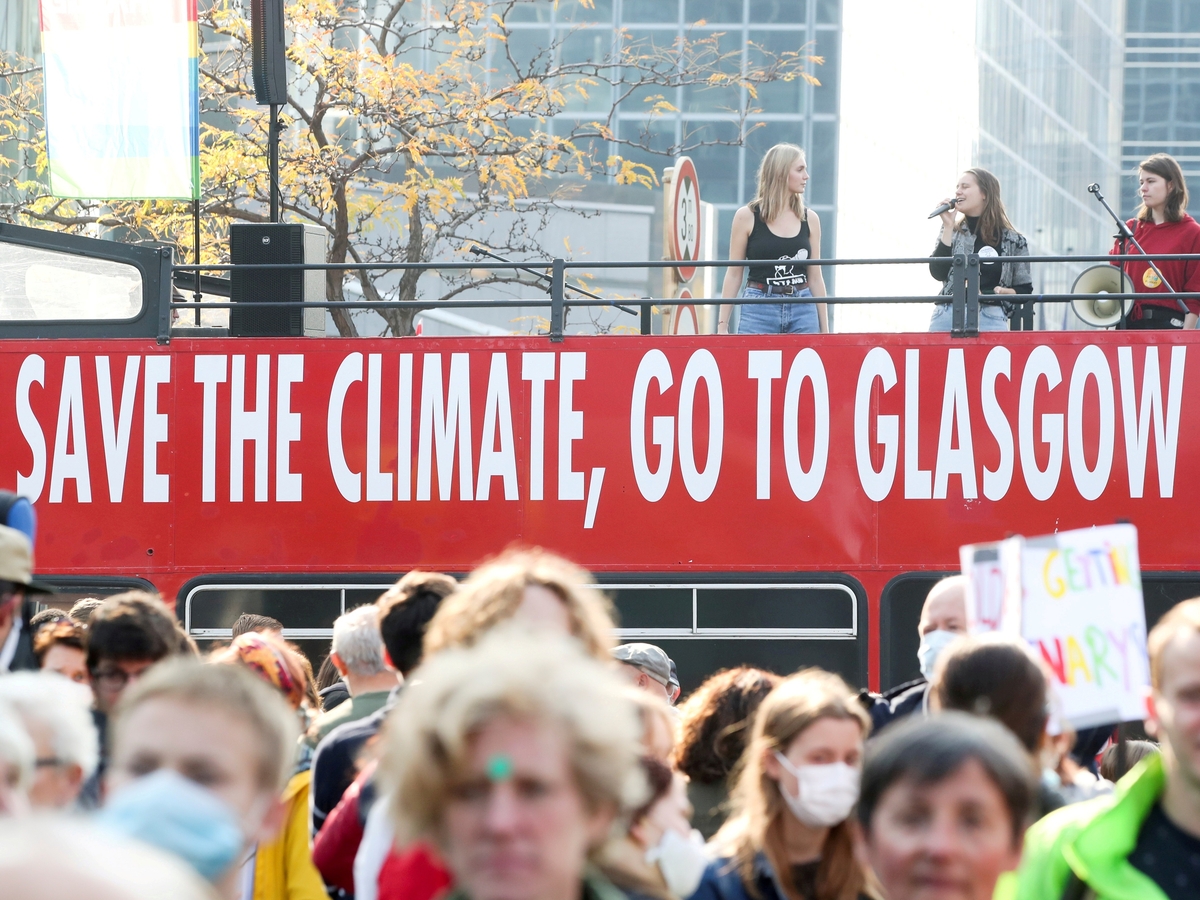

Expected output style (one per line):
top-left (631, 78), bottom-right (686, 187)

top-left (673, 667), bottom-right (780, 839)
top-left (692, 669), bottom-right (875, 900)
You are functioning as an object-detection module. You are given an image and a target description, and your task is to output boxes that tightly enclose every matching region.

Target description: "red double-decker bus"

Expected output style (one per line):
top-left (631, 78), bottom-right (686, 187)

top-left (3, 223), bottom-right (1197, 694)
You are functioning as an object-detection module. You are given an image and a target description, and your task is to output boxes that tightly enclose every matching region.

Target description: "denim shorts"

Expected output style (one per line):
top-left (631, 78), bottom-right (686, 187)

top-left (737, 287), bottom-right (820, 335)
top-left (929, 303), bottom-right (1010, 332)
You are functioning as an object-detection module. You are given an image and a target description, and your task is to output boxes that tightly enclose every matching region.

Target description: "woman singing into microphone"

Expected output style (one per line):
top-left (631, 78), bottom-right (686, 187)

top-left (929, 168), bottom-right (1032, 331)
top-left (1113, 153), bottom-right (1200, 329)
top-left (718, 143), bottom-right (828, 335)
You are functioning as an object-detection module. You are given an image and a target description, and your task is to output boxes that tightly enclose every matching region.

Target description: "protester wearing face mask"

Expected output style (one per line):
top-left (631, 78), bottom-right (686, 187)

top-left (97, 659), bottom-right (299, 900)
top-left (599, 758), bottom-right (708, 900)
top-left (694, 669), bottom-right (874, 900)
top-left (861, 576), bottom-right (967, 734)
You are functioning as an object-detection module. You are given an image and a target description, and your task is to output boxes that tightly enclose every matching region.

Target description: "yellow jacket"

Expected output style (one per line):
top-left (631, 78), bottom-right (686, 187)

top-left (254, 770), bottom-right (328, 900)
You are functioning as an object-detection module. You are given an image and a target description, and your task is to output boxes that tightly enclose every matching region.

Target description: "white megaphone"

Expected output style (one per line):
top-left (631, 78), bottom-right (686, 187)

top-left (1071, 265), bottom-right (1135, 328)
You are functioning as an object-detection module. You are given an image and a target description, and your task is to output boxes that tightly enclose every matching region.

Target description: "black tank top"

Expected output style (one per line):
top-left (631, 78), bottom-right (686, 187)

top-left (746, 206), bottom-right (811, 288)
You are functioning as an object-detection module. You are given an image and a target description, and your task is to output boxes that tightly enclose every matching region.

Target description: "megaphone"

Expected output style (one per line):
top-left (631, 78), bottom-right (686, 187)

top-left (1071, 265), bottom-right (1134, 328)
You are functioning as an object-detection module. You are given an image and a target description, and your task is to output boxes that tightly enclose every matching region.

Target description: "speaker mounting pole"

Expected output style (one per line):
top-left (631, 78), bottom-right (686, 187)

top-left (250, 0), bottom-right (288, 222)
top-left (269, 104), bottom-right (281, 222)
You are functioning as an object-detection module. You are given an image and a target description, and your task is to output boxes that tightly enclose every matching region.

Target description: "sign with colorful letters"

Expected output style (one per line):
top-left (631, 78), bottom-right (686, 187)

top-left (962, 524), bottom-right (1150, 727)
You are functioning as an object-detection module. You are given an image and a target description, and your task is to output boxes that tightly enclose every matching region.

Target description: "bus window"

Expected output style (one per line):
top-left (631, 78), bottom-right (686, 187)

top-left (182, 581), bottom-right (395, 666)
top-left (879, 573), bottom-right (955, 691)
top-left (1, 241), bottom-right (142, 321)
top-left (602, 577), bottom-right (867, 694)
top-left (33, 576), bottom-right (158, 619)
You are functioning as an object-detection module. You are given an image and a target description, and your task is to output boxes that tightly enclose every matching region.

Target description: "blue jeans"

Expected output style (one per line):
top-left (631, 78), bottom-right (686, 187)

top-left (929, 303), bottom-right (1010, 332)
top-left (737, 287), bottom-right (820, 334)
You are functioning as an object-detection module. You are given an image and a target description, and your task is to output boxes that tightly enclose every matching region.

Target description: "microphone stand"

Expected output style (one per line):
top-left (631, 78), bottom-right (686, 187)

top-left (1087, 183), bottom-right (1187, 316)
top-left (469, 246), bottom-right (638, 316)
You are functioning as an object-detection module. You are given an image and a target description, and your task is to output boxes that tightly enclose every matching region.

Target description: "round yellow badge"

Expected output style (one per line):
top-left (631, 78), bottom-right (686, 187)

top-left (1143, 267), bottom-right (1162, 289)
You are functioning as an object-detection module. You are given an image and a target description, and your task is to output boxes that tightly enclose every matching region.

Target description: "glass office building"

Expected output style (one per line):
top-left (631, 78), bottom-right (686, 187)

top-left (975, 0), bottom-right (1125, 317)
top-left (506, 0), bottom-right (843, 266)
top-left (1123, 1), bottom-right (1200, 217)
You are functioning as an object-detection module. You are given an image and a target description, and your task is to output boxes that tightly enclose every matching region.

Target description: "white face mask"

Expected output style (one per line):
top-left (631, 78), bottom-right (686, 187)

top-left (645, 828), bottom-right (708, 899)
top-left (917, 628), bottom-right (960, 680)
top-left (773, 752), bottom-right (860, 828)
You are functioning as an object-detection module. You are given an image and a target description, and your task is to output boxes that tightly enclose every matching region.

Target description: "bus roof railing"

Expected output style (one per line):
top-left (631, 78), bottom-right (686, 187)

top-left (170, 252), bottom-right (1200, 340)
top-left (4, 220), bottom-right (1199, 340)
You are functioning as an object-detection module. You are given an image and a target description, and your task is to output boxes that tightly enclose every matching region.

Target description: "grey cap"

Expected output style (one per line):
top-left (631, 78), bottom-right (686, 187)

top-left (668, 659), bottom-right (680, 693)
top-left (612, 642), bottom-right (672, 687)
top-left (0, 525), bottom-right (53, 594)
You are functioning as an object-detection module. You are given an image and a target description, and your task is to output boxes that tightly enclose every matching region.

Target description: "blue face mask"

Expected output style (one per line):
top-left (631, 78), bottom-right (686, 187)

top-left (95, 769), bottom-right (246, 882)
top-left (917, 629), bottom-right (961, 680)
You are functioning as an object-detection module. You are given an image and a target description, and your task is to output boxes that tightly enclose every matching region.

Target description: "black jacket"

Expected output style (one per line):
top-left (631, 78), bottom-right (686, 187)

top-left (859, 677), bottom-right (929, 734)
top-left (3, 599), bottom-right (39, 673)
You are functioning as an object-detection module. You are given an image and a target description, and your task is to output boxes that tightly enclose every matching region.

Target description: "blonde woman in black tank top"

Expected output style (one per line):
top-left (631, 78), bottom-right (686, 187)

top-left (718, 144), bottom-right (829, 335)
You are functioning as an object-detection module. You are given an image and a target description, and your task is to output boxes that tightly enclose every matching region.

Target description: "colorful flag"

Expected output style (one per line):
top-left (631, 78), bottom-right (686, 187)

top-left (40, 0), bottom-right (200, 200)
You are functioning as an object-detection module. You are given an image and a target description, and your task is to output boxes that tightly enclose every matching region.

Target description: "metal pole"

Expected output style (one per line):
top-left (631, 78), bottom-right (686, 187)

top-left (965, 253), bottom-right (980, 337)
top-left (549, 258), bottom-right (565, 342)
top-left (641, 302), bottom-right (653, 335)
top-left (1089, 183), bottom-right (1186, 314)
top-left (192, 198), bottom-right (202, 326)
top-left (268, 104), bottom-right (280, 222)
top-left (951, 254), bottom-right (967, 336)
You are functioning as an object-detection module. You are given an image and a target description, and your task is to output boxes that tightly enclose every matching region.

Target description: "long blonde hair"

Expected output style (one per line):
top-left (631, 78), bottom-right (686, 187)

top-left (716, 669), bottom-right (872, 900)
top-left (750, 144), bottom-right (806, 225)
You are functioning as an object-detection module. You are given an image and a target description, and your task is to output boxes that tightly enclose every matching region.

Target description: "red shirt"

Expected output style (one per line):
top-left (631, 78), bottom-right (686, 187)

top-left (1110, 214), bottom-right (1200, 317)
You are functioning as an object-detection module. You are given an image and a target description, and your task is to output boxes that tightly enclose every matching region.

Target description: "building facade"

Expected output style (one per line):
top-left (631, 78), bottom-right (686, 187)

top-left (504, 0), bottom-right (843, 265)
top-left (975, 0), bottom-right (1126, 326)
top-left (1123, 0), bottom-right (1200, 217)
top-left (412, 0), bottom-right (845, 334)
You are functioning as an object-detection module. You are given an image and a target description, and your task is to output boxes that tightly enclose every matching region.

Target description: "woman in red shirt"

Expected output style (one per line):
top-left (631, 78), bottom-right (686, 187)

top-left (1114, 153), bottom-right (1200, 329)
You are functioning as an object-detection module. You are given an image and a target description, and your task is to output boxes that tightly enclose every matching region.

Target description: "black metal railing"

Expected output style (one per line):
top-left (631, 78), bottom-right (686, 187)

top-left (2, 220), bottom-right (1197, 341)
top-left (169, 251), bottom-right (1200, 341)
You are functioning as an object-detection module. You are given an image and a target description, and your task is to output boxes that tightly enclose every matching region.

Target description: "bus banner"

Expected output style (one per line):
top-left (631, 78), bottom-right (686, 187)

top-left (0, 333), bottom-right (1192, 576)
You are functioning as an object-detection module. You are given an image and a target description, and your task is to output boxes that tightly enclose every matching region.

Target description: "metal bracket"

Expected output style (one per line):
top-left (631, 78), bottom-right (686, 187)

top-left (950, 253), bottom-right (966, 335)
top-left (549, 258), bottom-right (565, 342)
top-left (640, 302), bottom-right (653, 335)
top-left (156, 246), bottom-right (174, 344)
top-left (964, 253), bottom-right (980, 337)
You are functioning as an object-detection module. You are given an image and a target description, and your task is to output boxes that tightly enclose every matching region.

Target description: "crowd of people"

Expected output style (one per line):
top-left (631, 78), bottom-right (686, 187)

top-left (3, 522), bottom-right (1200, 900)
top-left (718, 144), bottom-right (1200, 334)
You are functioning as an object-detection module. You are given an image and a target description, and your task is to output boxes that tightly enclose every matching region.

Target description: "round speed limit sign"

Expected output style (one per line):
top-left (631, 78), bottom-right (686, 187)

top-left (671, 157), bottom-right (701, 282)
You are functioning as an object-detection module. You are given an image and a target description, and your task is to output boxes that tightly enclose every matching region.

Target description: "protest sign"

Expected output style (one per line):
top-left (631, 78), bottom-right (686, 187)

top-left (959, 540), bottom-right (1016, 633)
top-left (961, 524), bottom-right (1150, 728)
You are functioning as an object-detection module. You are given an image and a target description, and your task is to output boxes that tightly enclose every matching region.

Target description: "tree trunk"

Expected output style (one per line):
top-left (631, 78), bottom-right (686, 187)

top-left (327, 180), bottom-right (359, 337)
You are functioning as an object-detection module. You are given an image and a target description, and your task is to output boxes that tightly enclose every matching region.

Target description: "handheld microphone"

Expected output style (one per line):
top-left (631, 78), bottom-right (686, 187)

top-left (928, 198), bottom-right (957, 219)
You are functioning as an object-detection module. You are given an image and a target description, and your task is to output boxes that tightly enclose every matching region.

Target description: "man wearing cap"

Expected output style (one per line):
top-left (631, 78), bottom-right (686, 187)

top-left (612, 642), bottom-right (674, 703)
top-left (668, 659), bottom-right (681, 705)
top-left (0, 525), bottom-right (54, 674)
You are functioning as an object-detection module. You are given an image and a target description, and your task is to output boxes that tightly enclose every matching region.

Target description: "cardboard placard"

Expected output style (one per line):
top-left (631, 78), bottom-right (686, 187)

top-left (961, 525), bottom-right (1150, 728)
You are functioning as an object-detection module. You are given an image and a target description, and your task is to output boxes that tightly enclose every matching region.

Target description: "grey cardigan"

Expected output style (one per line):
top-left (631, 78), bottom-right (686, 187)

top-left (931, 221), bottom-right (1033, 299)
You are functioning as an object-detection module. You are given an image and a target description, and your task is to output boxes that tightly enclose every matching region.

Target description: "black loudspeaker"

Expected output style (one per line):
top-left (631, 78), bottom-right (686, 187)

top-left (230, 224), bottom-right (326, 337)
top-left (250, 0), bottom-right (288, 105)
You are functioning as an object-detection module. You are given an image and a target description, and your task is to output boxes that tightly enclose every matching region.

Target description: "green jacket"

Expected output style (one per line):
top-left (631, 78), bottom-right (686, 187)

top-left (1014, 754), bottom-right (1168, 900)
